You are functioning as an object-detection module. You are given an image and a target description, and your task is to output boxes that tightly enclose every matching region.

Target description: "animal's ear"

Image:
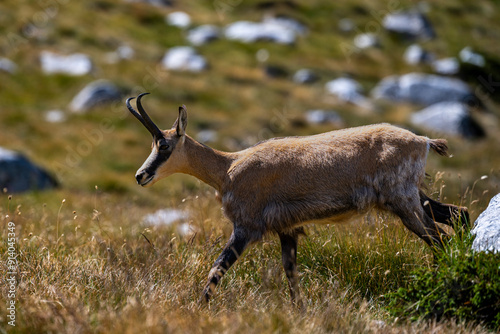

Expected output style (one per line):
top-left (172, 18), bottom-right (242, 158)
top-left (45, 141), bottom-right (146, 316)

top-left (172, 105), bottom-right (188, 136)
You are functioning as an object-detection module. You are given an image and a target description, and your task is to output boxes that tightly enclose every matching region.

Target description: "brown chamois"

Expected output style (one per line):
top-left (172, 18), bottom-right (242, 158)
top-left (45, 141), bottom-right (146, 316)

top-left (126, 93), bottom-right (469, 306)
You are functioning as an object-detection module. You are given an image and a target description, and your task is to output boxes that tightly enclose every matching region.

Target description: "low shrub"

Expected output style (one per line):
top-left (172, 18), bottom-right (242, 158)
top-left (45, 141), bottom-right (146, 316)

top-left (387, 231), bottom-right (500, 330)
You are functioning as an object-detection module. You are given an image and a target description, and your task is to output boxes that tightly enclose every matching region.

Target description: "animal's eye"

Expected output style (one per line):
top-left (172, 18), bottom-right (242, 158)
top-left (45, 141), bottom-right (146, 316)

top-left (159, 144), bottom-right (169, 151)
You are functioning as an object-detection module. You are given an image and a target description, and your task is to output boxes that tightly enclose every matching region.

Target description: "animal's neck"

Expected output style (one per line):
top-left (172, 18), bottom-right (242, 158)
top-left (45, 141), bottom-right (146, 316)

top-left (183, 136), bottom-right (234, 192)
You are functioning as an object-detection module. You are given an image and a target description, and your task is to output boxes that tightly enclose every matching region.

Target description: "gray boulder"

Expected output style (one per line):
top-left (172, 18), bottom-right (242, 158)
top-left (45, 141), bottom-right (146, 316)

top-left (293, 69), bottom-right (318, 84)
top-left (472, 193), bottom-right (500, 253)
top-left (224, 16), bottom-right (305, 45)
top-left (410, 101), bottom-right (485, 139)
top-left (166, 11), bottom-right (191, 29)
top-left (0, 58), bottom-right (18, 74)
top-left (305, 110), bottom-right (343, 126)
top-left (353, 33), bottom-right (379, 49)
top-left (326, 77), bottom-right (371, 109)
top-left (161, 46), bottom-right (207, 72)
top-left (459, 47), bottom-right (485, 67)
top-left (383, 11), bottom-right (435, 40)
top-left (187, 25), bottom-right (220, 46)
top-left (404, 44), bottom-right (433, 65)
top-left (432, 58), bottom-right (460, 75)
top-left (0, 147), bottom-right (57, 193)
top-left (372, 73), bottom-right (475, 106)
top-left (40, 51), bottom-right (92, 76)
top-left (69, 80), bottom-right (121, 113)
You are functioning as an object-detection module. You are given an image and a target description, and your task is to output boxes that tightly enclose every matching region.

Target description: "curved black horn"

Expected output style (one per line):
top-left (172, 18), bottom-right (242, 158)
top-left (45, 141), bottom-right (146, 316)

top-left (126, 93), bottom-right (162, 138)
top-left (136, 93), bottom-right (163, 138)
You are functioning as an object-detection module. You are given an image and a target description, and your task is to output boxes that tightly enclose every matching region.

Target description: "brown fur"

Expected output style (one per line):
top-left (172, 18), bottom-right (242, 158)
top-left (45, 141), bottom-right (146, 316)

top-left (128, 98), bottom-right (468, 306)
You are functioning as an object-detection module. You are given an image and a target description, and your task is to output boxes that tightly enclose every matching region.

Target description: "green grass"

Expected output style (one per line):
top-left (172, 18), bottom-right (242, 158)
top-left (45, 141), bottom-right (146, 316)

top-left (1, 0), bottom-right (500, 332)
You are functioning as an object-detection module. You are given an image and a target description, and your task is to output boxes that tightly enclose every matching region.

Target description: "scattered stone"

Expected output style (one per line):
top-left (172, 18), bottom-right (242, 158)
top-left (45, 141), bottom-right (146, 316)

top-left (338, 18), bottom-right (355, 33)
top-left (166, 11), bottom-right (191, 29)
top-left (45, 110), bottom-right (67, 123)
top-left (196, 130), bottom-right (218, 143)
top-left (372, 73), bottom-right (475, 106)
top-left (432, 57), bottom-right (460, 75)
top-left (353, 33), bottom-right (379, 49)
top-left (383, 11), bottom-right (435, 40)
top-left (143, 208), bottom-right (189, 226)
top-left (69, 80), bottom-right (121, 113)
top-left (0, 147), bottom-right (58, 193)
top-left (0, 58), bottom-right (18, 74)
top-left (459, 47), bottom-right (485, 67)
top-left (325, 78), bottom-right (371, 108)
top-left (404, 44), bottom-right (433, 65)
top-left (293, 69), bottom-right (318, 84)
top-left (143, 208), bottom-right (195, 235)
top-left (410, 101), bottom-right (485, 139)
top-left (40, 51), bottom-right (93, 76)
top-left (472, 193), bottom-right (500, 253)
top-left (105, 45), bottom-right (135, 64)
top-left (264, 16), bottom-right (307, 35)
top-left (187, 25), bottom-right (220, 46)
top-left (256, 49), bottom-right (270, 63)
top-left (128, 0), bottom-right (172, 7)
top-left (161, 46), bottom-right (207, 72)
top-left (224, 16), bottom-right (305, 45)
top-left (305, 110), bottom-right (343, 126)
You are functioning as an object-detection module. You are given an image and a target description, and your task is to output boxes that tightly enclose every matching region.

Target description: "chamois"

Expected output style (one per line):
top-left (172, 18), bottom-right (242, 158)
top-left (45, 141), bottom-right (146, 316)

top-left (126, 93), bottom-right (469, 305)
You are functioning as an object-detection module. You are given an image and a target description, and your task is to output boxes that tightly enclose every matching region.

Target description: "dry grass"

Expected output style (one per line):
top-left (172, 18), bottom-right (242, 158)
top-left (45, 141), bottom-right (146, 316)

top-left (0, 185), bottom-right (494, 333)
top-left (1, 0), bottom-right (500, 332)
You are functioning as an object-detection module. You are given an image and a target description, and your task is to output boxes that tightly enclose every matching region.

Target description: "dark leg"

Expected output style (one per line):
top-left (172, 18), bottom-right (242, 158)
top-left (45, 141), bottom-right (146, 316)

top-left (419, 191), bottom-right (470, 229)
top-left (386, 194), bottom-right (447, 248)
top-left (201, 230), bottom-right (250, 303)
top-left (279, 230), bottom-right (304, 310)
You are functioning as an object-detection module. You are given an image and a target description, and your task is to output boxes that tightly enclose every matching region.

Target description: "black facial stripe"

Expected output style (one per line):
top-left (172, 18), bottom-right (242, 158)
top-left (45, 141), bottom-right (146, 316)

top-left (145, 144), bottom-right (174, 175)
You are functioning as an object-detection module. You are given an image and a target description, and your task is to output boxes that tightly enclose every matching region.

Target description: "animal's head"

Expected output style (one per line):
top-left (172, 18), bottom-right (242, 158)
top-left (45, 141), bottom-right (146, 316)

top-left (126, 93), bottom-right (188, 187)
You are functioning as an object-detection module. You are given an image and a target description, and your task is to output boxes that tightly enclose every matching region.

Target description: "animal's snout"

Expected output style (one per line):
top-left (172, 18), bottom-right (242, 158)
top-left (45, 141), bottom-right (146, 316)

top-left (135, 171), bottom-right (155, 187)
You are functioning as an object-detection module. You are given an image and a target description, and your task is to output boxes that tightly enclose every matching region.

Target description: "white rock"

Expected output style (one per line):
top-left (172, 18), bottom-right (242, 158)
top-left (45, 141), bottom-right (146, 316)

top-left (143, 209), bottom-right (189, 226)
top-left (432, 58), bottom-right (460, 75)
top-left (293, 69), bottom-right (318, 84)
top-left (305, 110), bottom-right (343, 126)
top-left (383, 11), bottom-right (435, 40)
top-left (187, 25), bottom-right (220, 46)
top-left (459, 47), bottom-right (485, 67)
top-left (45, 110), bottom-right (66, 123)
top-left (161, 46), bottom-right (207, 72)
top-left (224, 16), bottom-right (304, 45)
top-left (325, 78), bottom-right (371, 108)
top-left (166, 11), bottom-right (191, 29)
top-left (40, 51), bottom-right (92, 76)
top-left (353, 33), bottom-right (379, 49)
top-left (472, 193), bottom-right (500, 253)
top-left (0, 58), bottom-right (18, 74)
top-left (105, 45), bottom-right (135, 64)
top-left (404, 44), bottom-right (433, 65)
top-left (338, 18), bottom-right (355, 33)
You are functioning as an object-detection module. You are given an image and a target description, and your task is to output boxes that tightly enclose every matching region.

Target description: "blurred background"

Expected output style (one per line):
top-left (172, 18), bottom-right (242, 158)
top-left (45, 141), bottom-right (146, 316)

top-left (1, 0), bottom-right (499, 212)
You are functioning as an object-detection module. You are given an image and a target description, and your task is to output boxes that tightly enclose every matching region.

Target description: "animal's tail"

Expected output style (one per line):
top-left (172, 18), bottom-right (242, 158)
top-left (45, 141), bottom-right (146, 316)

top-left (429, 139), bottom-right (449, 157)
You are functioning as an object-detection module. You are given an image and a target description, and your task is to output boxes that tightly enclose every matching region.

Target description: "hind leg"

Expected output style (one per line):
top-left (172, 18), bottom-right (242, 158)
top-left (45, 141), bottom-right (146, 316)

top-left (419, 191), bottom-right (470, 229)
top-left (385, 193), bottom-right (447, 248)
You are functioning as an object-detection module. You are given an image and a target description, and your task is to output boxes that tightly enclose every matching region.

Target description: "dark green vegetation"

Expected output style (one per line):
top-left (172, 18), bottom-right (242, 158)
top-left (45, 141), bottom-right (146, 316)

top-left (388, 230), bottom-right (500, 331)
top-left (1, 0), bottom-right (500, 332)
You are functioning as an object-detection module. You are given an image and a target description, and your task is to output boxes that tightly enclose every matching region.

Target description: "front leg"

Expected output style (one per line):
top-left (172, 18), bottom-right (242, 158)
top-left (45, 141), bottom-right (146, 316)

top-left (201, 230), bottom-right (250, 302)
